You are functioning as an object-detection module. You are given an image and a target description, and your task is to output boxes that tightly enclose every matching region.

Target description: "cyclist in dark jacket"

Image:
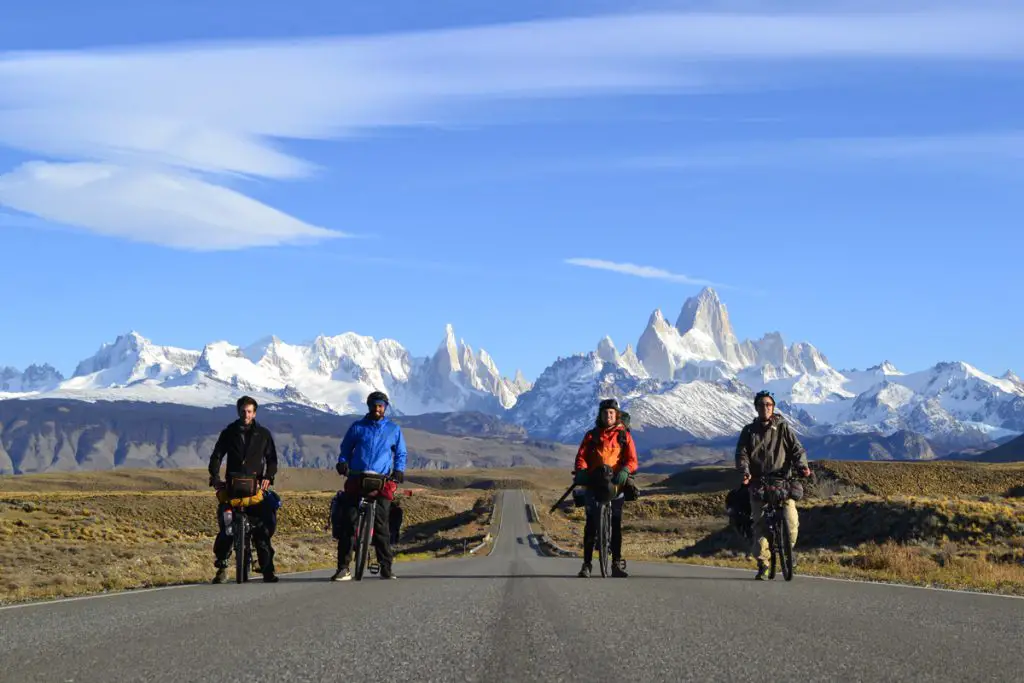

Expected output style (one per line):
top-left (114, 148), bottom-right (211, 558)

top-left (330, 390), bottom-right (407, 581)
top-left (208, 395), bottom-right (279, 584)
top-left (735, 390), bottom-right (810, 580)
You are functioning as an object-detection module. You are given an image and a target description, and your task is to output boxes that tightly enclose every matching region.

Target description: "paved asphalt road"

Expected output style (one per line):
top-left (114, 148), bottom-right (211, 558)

top-left (2, 490), bottom-right (1022, 682)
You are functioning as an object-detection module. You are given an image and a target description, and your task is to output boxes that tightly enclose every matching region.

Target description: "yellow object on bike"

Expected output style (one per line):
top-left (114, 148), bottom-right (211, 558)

top-left (217, 488), bottom-right (265, 508)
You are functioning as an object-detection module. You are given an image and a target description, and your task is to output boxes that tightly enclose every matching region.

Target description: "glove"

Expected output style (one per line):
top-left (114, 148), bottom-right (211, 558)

top-left (573, 470), bottom-right (589, 486)
top-left (335, 461), bottom-right (349, 476)
top-left (392, 470), bottom-right (405, 484)
top-left (208, 475), bottom-right (221, 488)
top-left (613, 469), bottom-right (629, 486)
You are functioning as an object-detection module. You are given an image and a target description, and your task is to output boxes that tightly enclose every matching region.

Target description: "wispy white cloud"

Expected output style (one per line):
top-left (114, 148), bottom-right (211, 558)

top-left (624, 131), bottom-right (1024, 171)
top-left (0, 162), bottom-right (341, 250)
top-left (565, 257), bottom-right (726, 287)
top-left (0, 8), bottom-right (1022, 248)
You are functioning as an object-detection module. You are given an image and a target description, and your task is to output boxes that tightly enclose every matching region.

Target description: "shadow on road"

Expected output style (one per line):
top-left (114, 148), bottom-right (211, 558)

top-left (218, 570), bottom-right (757, 584)
top-left (285, 574), bottom-right (754, 581)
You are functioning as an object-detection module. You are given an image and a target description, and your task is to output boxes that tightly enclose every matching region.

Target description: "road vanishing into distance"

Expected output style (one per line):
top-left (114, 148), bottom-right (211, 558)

top-left (2, 490), bottom-right (1022, 682)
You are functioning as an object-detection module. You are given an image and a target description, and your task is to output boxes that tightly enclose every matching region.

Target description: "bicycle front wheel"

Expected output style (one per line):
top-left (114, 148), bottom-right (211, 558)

top-left (780, 515), bottom-right (794, 581)
top-left (234, 515), bottom-right (247, 584)
top-left (354, 504), bottom-right (373, 581)
top-left (598, 503), bottom-right (612, 578)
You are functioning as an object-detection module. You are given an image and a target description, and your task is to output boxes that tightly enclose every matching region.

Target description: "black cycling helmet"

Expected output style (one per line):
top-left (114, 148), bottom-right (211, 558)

top-left (236, 395), bottom-right (258, 413)
top-left (753, 390), bottom-right (775, 406)
top-left (367, 390), bottom-right (390, 407)
top-left (598, 398), bottom-right (620, 412)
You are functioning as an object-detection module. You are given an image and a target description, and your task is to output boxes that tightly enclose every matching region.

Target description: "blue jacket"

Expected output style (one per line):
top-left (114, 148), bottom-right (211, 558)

top-left (338, 416), bottom-right (408, 475)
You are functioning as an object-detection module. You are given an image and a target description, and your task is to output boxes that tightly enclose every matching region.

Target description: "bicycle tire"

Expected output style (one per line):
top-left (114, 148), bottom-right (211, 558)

top-left (767, 515), bottom-right (778, 580)
top-left (598, 502), bottom-right (611, 578)
top-left (780, 514), bottom-right (794, 581)
top-left (234, 513), bottom-right (246, 584)
top-left (354, 502), bottom-right (373, 581)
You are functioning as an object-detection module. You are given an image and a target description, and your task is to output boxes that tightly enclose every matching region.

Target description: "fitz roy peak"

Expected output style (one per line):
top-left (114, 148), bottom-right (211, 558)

top-left (2, 287), bottom-right (1022, 450)
top-left (512, 287), bottom-right (1024, 447)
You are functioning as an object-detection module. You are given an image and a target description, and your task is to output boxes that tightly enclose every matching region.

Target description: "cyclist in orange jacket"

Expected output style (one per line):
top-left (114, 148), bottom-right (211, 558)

top-left (572, 398), bottom-right (638, 578)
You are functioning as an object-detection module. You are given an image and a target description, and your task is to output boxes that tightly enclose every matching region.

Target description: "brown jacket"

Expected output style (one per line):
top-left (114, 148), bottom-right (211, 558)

top-left (735, 415), bottom-right (808, 479)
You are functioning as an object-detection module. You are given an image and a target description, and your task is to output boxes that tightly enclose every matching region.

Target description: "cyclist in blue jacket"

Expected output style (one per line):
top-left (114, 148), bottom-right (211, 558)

top-left (330, 390), bottom-right (408, 581)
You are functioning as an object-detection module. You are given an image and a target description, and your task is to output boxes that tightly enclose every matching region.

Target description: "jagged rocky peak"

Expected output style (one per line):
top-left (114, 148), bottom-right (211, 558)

top-left (676, 287), bottom-right (735, 344)
top-left (70, 331), bottom-right (200, 385)
top-left (596, 336), bottom-right (619, 363)
top-left (635, 308), bottom-right (681, 380)
top-left (72, 331), bottom-right (147, 376)
top-left (0, 363), bottom-right (65, 392)
top-left (511, 369), bottom-right (533, 394)
top-left (867, 360), bottom-right (903, 375)
top-left (752, 331), bottom-right (787, 368)
top-left (431, 324), bottom-right (462, 375)
top-left (789, 341), bottom-right (830, 374)
top-left (21, 363), bottom-right (65, 388)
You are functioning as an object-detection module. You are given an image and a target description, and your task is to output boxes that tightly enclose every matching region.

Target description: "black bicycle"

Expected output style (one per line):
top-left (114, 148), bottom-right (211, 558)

top-left (232, 502), bottom-right (257, 583)
top-left (754, 476), bottom-right (795, 581)
top-left (350, 473), bottom-right (392, 581)
top-left (594, 497), bottom-right (613, 577)
top-left (591, 466), bottom-right (618, 578)
top-left (216, 478), bottom-right (262, 584)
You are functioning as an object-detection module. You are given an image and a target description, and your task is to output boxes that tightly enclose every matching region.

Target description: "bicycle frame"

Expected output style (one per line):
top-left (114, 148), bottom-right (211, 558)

top-left (755, 477), bottom-right (795, 581)
top-left (353, 496), bottom-right (379, 581)
top-left (584, 467), bottom-right (619, 578)
top-left (230, 504), bottom-right (258, 584)
top-left (215, 479), bottom-right (262, 584)
top-left (350, 474), bottom-right (392, 581)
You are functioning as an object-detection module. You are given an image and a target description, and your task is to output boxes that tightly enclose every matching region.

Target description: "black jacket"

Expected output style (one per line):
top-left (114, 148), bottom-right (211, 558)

top-left (208, 419), bottom-right (279, 484)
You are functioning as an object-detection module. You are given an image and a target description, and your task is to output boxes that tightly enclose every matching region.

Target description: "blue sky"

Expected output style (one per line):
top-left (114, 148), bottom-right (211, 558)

top-left (1, 0), bottom-right (1022, 381)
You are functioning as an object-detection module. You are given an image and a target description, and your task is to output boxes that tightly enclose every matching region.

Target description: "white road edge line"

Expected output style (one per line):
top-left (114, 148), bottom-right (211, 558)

top-left (473, 490), bottom-right (507, 556)
top-left (0, 567), bottom-right (331, 612)
top-left (667, 561), bottom-right (1024, 600)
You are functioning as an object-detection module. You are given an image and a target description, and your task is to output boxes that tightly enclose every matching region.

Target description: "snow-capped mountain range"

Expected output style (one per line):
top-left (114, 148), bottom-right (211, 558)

top-left (1, 325), bottom-right (531, 417)
top-left (3, 288), bottom-right (1022, 450)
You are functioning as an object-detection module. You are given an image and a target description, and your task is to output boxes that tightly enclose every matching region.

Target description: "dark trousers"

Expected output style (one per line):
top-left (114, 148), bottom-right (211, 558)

top-left (213, 502), bottom-right (275, 574)
top-left (583, 492), bottom-right (624, 564)
top-left (336, 495), bottom-right (393, 570)
top-left (389, 516), bottom-right (402, 544)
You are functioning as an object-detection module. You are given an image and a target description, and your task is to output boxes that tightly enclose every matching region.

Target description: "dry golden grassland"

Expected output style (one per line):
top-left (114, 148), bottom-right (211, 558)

top-left (0, 468), bottom-right (495, 604)
top-left (4, 461), bottom-right (1023, 601)
top-left (536, 461), bottom-right (1024, 595)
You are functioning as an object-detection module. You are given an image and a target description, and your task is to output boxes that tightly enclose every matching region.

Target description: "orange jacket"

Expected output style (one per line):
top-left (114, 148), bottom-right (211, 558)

top-left (574, 424), bottom-right (638, 474)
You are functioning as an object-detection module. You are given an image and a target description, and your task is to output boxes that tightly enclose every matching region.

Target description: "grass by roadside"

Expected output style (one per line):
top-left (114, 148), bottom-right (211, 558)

top-left (0, 481), bottom-right (495, 605)
top-left (4, 461), bottom-right (1023, 600)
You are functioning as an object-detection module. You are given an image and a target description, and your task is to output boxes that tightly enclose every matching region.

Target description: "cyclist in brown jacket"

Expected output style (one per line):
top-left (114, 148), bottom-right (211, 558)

top-left (735, 390), bottom-right (811, 580)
